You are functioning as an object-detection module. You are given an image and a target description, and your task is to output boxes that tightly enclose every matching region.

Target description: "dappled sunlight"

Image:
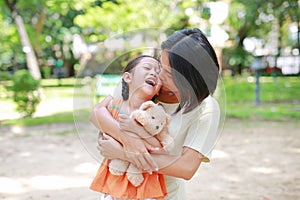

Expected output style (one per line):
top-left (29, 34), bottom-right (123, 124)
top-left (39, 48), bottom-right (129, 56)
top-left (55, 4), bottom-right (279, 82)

top-left (33, 98), bottom-right (74, 117)
top-left (285, 147), bottom-right (300, 154)
top-left (73, 162), bottom-right (98, 174)
top-left (0, 174), bottom-right (93, 194)
top-left (0, 177), bottom-right (27, 194)
top-left (222, 174), bottom-right (241, 182)
top-left (18, 151), bottom-right (32, 157)
top-left (249, 166), bottom-right (280, 174)
top-left (211, 149), bottom-right (229, 159)
top-left (10, 126), bottom-right (24, 135)
top-left (27, 175), bottom-right (91, 190)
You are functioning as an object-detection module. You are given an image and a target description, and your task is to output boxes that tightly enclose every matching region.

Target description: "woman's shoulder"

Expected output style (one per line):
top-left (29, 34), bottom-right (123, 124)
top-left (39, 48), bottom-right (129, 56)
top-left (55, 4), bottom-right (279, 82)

top-left (203, 95), bottom-right (219, 109)
top-left (192, 95), bottom-right (220, 116)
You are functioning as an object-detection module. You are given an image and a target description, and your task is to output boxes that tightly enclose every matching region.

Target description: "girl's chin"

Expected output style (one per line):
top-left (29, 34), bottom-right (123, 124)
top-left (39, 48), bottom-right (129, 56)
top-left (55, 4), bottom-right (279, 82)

top-left (142, 86), bottom-right (157, 96)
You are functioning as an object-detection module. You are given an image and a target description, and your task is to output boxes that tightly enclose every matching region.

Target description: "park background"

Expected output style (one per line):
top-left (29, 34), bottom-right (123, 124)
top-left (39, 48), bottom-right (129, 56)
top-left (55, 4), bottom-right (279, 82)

top-left (0, 0), bottom-right (299, 199)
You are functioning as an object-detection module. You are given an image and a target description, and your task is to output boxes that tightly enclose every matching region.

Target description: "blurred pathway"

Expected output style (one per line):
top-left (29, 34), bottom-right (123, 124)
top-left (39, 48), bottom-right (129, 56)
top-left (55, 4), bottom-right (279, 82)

top-left (0, 119), bottom-right (299, 200)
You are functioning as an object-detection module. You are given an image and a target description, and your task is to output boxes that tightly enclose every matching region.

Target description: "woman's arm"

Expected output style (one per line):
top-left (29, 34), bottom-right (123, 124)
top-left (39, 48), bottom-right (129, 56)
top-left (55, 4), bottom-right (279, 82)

top-left (98, 133), bottom-right (203, 180)
top-left (152, 147), bottom-right (203, 180)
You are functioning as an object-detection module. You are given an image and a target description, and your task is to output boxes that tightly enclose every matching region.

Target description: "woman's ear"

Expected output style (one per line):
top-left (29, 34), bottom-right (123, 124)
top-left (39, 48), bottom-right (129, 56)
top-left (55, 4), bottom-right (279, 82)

top-left (123, 72), bottom-right (132, 83)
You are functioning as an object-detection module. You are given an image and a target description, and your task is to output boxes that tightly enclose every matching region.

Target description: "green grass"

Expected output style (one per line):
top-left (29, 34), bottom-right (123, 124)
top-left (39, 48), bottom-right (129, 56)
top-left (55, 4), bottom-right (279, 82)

top-left (1, 111), bottom-right (75, 126)
top-left (0, 75), bottom-right (299, 127)
top-left (223, 75), bottom-right (300, 121)
top-left (223, 75), bottom-right (300, 102)
top-left (226, 103), bottom-right (300, 121)
top-left (1, 109), bottom-right (90, 127)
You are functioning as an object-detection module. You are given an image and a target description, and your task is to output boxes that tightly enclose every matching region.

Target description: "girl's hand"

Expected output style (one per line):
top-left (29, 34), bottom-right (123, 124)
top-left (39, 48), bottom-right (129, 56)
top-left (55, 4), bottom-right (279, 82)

top-left (119, 114), bottom-right (143, 136)
top-left (119, 114), bottom-right (162, 148)
top-left (120, 131), bottom-right (158, 172)
top-left (97, 133), bottom-right (124, 160)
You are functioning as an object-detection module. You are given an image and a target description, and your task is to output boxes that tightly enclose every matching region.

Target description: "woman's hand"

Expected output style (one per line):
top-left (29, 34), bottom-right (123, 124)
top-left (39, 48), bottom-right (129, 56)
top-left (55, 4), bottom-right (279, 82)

top-left (98, 132), bottom-right (158, 172)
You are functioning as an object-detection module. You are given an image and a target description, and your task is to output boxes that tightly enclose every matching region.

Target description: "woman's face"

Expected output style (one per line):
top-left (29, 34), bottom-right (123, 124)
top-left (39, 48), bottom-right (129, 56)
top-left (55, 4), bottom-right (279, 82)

top-left (159, 50), bottom-right (179, 94)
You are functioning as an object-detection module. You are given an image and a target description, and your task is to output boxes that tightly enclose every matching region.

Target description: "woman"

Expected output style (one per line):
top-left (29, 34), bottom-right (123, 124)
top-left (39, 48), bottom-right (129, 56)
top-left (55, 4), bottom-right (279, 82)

top-left (90, 28), bottom-right (221, 199)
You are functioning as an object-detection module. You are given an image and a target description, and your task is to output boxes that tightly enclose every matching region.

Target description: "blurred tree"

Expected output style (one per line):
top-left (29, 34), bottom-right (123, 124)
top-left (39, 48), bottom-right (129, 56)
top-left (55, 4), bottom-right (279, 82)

top-left (2, 0), bottom-right (41, 79)
top-left (0, 11), bottom-right (25, 74)
top-left (266, 0), bottom-right (300, 67)
top-left (71, 0), bottom-right (211, 75)
top-left (40, 2), bottom-right (83, 77)
top-left (74, 0), bottom-right (183, 42)
top-left (224, 0), bottom-right (271, 75)
top-left (0, 0), bottom-right (85, 78)
top-left (224, 0), bottom-right (299, 74)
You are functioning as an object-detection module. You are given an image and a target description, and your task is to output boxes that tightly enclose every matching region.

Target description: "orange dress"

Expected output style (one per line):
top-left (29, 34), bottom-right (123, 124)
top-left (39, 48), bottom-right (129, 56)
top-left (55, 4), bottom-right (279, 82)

top-left (90, 98), bottom-right (167, 199)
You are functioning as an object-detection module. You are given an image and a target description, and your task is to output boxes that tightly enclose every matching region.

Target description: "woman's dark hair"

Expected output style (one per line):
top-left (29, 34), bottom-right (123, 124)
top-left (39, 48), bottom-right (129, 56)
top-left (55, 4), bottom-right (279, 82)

top-left (161, 28), bottom-right (220, 113)
top-left (121, 55), bottom-right (159, 100)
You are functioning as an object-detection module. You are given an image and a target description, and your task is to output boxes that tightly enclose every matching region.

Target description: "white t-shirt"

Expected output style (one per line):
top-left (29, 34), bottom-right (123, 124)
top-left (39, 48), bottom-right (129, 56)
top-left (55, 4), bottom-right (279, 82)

top-left (160, 95), bottom-right (220, 200)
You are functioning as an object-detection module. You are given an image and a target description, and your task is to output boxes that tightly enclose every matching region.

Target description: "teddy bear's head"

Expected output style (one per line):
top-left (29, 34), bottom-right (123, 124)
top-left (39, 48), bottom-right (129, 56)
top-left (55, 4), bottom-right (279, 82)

top-left (131, 101), bottom-right (170, 136)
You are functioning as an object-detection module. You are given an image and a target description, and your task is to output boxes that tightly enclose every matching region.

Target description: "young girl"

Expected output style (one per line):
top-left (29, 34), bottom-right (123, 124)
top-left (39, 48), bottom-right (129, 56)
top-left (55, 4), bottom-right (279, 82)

top-left (90, 55), bottom-right (167, 199)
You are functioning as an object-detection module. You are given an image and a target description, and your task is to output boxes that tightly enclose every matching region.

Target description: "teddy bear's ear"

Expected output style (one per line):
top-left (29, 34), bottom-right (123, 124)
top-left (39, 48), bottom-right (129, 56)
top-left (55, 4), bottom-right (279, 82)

top-left (131, 111), bottom-right (146, 125)
top-left (139, 101), bottom-right (155, 110)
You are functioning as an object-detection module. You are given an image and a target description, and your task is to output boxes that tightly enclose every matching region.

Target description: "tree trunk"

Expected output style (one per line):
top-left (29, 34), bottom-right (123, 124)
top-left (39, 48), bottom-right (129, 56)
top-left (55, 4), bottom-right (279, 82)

top-left (12, 10), bottom-right (41, 80)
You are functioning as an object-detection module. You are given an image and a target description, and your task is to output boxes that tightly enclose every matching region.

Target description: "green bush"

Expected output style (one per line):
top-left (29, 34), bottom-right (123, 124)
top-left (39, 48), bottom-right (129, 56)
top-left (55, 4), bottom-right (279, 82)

top-left (12, 70), bottom-right (41, 117)
top-left (0, 71), bottom-right (12, 81)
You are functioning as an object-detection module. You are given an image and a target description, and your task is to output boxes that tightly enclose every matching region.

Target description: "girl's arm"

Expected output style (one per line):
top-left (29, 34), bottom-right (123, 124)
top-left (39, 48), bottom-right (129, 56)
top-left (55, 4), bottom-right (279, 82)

top-left (90, 96), bottom-right (161, 147)
top-left (89, 96), bottom-right (160, 171)
top-left (90, 95), bottom-right (128, 143)
top-left (118, 114), bottom-right (162, 149)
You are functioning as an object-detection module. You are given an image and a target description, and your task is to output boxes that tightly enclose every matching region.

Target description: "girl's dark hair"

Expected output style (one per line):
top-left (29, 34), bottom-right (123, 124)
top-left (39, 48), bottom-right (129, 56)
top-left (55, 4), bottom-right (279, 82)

top-left (161, 28), bottom-right (220, 113)
top-left (121, 55), bottom-right (159, 100)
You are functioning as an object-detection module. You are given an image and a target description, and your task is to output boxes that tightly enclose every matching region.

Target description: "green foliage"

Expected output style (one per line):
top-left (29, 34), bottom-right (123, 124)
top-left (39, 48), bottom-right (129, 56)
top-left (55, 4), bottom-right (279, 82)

top-left (11, 70), bottom-right (41, 117)
top-left (222, 47), bottom-right (254, 74)
top-left (0, 71), bottom-right (12, 81)
top-left (74, 0), bottom-right (183, 41)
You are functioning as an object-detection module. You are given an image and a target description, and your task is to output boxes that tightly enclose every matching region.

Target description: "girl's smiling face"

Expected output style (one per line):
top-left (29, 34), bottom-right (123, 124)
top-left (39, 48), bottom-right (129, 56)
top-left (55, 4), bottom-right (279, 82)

top-left (124, 57), bottom-right (161, 98)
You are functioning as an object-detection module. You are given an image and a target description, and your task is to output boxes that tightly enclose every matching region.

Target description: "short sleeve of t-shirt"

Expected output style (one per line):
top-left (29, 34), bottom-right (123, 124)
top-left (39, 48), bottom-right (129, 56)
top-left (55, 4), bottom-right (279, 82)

top-left (183, 96), bottom-right (220, 162)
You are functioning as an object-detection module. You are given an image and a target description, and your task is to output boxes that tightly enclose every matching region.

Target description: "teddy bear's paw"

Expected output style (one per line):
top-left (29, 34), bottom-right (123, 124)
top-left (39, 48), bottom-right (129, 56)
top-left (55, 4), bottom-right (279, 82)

top-left (109, 159), bottom-right (129, 176)
top-left (126, 164), bottom-right (144, 187)
top-left (127, 172), bottom-right (144, 187)
top-left (109, 168), bottom-right (124, 176)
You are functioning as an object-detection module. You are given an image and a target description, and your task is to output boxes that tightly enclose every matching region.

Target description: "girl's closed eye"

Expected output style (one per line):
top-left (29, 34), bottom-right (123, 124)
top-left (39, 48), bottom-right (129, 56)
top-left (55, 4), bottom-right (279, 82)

top-left (144, 65), bottom-right (151, 70)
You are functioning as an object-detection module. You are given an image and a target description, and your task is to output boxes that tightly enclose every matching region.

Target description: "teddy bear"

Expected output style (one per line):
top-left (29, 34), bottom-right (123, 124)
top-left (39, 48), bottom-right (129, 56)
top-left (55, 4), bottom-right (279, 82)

top-left (109, 100), bottom-right (173, 187)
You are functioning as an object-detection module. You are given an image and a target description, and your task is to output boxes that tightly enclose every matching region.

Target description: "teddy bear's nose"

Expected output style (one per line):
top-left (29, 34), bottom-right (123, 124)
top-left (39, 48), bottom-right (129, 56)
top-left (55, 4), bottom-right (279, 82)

top-left (156, 126), bottom-right (159, 129)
